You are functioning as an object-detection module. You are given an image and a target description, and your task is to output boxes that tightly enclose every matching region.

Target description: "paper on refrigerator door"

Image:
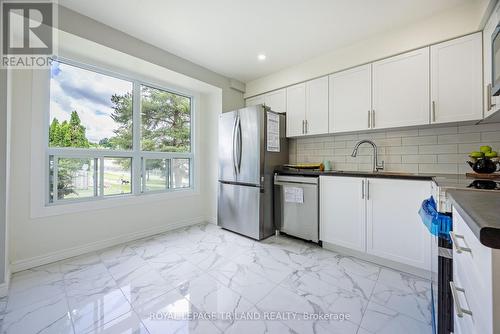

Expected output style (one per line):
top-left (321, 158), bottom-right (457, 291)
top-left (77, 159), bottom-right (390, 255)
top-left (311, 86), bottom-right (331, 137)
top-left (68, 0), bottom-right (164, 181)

top-left (266, 112), bottom-right (280, 152)
top-left (284, 187), bottom-right (304, 203)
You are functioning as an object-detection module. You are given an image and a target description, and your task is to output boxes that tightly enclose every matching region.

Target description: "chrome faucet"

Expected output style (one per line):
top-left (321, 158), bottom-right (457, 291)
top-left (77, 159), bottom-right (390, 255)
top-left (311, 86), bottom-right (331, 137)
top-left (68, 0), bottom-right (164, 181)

top-left (351, 140), bottom-right (384, 172)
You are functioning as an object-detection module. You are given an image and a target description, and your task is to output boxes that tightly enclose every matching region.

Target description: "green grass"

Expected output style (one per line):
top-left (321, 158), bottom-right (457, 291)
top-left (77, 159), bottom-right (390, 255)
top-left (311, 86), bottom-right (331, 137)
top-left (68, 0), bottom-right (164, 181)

top-left (62, 171), bottom-right (132, 199)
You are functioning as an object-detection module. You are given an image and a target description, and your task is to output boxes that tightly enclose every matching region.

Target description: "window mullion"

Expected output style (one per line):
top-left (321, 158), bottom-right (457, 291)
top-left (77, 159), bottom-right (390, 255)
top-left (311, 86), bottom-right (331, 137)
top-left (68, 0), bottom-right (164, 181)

top-left (141, 157), bottom-right (145, 193)
top-left (53, 156), bottom-right (59, 203)
top-left (94, 158), bottom-right (99, 197)
top-left (132, 82), bottom-right (142, 195)
top-left (167, 159), bottom-right (172, 190)
top-left (99, 157), bottom-right (104, 197)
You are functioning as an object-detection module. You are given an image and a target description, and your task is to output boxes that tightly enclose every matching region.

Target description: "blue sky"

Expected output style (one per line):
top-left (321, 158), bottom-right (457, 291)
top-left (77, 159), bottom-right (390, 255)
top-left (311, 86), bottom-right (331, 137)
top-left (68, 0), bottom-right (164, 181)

top-left (49, 61), bottom-right (132, 143)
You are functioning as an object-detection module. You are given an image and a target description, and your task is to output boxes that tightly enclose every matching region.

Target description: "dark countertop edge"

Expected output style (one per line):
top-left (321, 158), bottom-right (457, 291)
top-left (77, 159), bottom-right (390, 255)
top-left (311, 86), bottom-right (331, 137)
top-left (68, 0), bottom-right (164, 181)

top-left (447, 190), bottom-right (500, 249)
top-left (274, 168), bottom-right (434, 181)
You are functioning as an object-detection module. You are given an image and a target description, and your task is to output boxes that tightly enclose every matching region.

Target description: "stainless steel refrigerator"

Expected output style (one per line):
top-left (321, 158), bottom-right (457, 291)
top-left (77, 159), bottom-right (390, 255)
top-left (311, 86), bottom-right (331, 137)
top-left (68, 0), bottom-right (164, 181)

top-left (218, 105), bottom-right (288, 240)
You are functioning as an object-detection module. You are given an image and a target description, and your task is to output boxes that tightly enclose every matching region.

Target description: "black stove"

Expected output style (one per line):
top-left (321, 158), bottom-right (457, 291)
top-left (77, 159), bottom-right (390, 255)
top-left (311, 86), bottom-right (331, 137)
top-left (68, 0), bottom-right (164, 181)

top-left (467, 179), bottom-right (500, 190)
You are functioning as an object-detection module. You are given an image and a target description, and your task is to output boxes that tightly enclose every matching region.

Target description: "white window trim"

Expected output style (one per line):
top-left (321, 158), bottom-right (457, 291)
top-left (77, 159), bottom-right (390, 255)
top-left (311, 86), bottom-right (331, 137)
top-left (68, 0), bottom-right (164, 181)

top-left (30, 58), bottom-right (201, 218)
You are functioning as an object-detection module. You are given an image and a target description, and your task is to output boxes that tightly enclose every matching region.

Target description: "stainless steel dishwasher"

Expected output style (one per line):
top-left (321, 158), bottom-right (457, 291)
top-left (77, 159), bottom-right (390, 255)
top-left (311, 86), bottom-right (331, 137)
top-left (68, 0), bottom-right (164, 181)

top-left (274, 174), bottom-right (319, 242)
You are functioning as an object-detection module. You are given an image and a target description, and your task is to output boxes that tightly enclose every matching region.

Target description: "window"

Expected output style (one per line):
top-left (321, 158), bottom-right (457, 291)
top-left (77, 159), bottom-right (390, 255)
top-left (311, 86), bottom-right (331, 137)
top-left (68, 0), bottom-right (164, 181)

top-left (48, 60), bottom-right (193, 204)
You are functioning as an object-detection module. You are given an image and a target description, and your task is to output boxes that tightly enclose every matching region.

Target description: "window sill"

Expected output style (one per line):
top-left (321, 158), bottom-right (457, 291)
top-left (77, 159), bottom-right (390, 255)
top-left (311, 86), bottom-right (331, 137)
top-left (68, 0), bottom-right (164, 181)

top-left (31, 188), bottom-right (200, 218)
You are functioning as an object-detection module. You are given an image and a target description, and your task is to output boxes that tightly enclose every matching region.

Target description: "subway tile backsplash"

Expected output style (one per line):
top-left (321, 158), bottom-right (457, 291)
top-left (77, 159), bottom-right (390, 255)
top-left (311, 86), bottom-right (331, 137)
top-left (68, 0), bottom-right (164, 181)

top-left (289, 122), bottom-right (500, 174)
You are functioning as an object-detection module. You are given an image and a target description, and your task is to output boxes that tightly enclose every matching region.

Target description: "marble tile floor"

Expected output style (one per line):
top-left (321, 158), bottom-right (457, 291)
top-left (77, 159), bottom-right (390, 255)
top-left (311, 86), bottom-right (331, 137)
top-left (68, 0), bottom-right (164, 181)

top-left (1, 223), bottom-right (433, 334)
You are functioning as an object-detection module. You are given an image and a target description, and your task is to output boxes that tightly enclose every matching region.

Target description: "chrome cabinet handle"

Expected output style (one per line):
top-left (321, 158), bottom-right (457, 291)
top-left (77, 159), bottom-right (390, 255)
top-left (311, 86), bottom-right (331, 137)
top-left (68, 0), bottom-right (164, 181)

top-left (302, 120), bottom-right (305, 134)
top-left (366, 179), bottom-right (370, 200)
top-left (361, 180), bottom-right (365, 199)
top-left (305, 120), bottom-right (308, 134)
top-left (488, 84), bottom-right (496, 111)
top-left (432, 101), bottom-right (436, 122)
top-left (368, 110), bottom-right (371, 129)
top-left (449, 232), bottom-right (471, 254)
top-left (371, 110), bottom-right (375, 128)
top-left (450, 281), bottom-right (473, 318)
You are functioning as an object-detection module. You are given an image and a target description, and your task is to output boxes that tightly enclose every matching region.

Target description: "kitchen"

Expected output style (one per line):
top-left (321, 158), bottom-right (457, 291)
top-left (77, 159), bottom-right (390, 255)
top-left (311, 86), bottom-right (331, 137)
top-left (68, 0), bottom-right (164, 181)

top-left (1, 1), bottom-right (500, 334)
top-left (218, 1), bottom-right (500, 333)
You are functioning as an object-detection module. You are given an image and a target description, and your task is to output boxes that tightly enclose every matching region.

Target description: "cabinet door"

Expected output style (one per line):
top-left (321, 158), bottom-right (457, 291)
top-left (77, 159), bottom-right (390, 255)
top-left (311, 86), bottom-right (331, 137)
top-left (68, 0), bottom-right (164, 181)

top-left (264, 89), bottom-right (286, 114)
top-left (305, 76), bottom-right (329, 135)
top-left (286, 83), bottom-right (306, 137)
top-left (484, 14), bottom-right (500, 119)
top-left (320, 176), bottom-right (366, 252)
top-left (366, 178), bottom-right (431, 270)
top-left (430, 32), bottom-right (483, 123)
top-left (329, 64), bottom-right (372, 133)
top-left (245, 95), bottom-right (265, 107)
top-left (372, 47), bottom-right (430, 129)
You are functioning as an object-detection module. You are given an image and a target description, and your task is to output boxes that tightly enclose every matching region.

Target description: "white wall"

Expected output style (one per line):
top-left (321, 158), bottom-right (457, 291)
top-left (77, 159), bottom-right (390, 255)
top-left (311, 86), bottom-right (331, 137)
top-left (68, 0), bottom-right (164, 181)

top-left (7, 33), bottom-right (222, 272)
top-left (58, 5), bottom-right (244, 112)
top-left (290, 122), bottom-right (500, 174)
top-left (245, 0), bottom-right (492, 97)
top-left (0, 69), bottom-right (7, 288)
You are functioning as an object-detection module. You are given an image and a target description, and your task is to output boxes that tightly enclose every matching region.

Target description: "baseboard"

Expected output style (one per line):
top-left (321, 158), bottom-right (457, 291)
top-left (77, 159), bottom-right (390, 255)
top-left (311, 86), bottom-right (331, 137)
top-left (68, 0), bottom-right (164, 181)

top-left (10, 216), bottom-right (208, 273)
top-left (0, 282), bottom-right (8, 298)
top-left (321, 241), bottom-right (431, 279)
top-left (0, 266), bottom-right (10, 297)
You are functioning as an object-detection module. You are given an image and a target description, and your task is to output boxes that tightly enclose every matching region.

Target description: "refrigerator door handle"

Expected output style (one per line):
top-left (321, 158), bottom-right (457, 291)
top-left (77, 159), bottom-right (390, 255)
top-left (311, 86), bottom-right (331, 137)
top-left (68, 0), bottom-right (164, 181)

top-left (232, 114), bottom-right (238, 174)
top-left (236, 115), bottom-right (242, 173)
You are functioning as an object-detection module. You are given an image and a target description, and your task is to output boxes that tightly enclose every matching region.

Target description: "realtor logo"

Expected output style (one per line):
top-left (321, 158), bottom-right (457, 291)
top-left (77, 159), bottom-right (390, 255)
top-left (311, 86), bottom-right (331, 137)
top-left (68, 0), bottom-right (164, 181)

top-left (1, 0), bottom-right (57, 68)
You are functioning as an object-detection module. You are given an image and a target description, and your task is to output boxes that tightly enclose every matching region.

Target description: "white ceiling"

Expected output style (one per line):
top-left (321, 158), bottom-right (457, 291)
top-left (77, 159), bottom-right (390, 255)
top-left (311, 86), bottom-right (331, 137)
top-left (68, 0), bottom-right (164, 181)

top-left (60, 0), bottom-right (470, 83)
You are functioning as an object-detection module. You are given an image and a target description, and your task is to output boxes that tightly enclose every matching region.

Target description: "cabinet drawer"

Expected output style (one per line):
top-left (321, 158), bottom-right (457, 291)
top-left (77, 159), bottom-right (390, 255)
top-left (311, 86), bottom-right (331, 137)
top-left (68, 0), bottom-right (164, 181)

top-left (452, 208), bottom-right (491, 293)
top-left (453, 261), bottom-right (491, 334)
top-left (452, 208), bottom-right (493, 334)
top-left (452, 272), bottom-right (476, 334)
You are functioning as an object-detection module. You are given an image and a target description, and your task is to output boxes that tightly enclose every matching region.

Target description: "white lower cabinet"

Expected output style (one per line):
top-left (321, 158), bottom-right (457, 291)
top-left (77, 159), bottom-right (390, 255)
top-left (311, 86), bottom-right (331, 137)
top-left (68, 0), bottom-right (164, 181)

top-left (365, 178), bottom-right (431, 270)
top-left (320, 176), bottom-right (366, 252)
top-left (320, 176), bottom-right (431, 271)
top-left (451, 208), bottom-right (500, 334)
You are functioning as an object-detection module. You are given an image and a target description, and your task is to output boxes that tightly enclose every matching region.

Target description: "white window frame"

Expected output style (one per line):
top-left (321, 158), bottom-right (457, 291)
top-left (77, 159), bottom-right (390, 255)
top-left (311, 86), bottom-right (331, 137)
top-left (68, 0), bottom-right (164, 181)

top-left (43, 57), bottom-right (197, 207)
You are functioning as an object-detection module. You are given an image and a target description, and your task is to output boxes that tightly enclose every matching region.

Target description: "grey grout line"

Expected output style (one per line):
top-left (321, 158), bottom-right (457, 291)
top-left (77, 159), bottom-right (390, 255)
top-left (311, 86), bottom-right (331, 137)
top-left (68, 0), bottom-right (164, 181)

top-left (58, 262), bottom-right (77, 334)
top-left (4, 223), bottom-right (433, 334)
top-left (356, 266), bottom-right (382, 333)
top-left (100, 242), bottom-right (156, 334)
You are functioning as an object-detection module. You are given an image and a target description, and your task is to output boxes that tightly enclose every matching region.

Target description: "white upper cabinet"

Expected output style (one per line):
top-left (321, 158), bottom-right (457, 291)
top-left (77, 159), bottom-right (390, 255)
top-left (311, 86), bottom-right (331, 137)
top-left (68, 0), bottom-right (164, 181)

top-left (430, 32), bottom-right (483, 123)
top-left (372, 47), bottom-right (430, 129)
top-left (484, 10), bottom-right (500, 119)
top-left (286, 83), bottom-right (306, 137)
top-left (329, 64), bottom-right (372, 133)
top-left (245, 95), bottom-right (265, 107)
top-left (305, 76), bottom-right (329, 135)
top-left (320, 176), bottom-right (366, 252)
top-left (245, 89), bottom-right (286, 114)
top-left (264, 89), bottom-right (286, 114)
top-left (286, 77), bottom-right (329, 137)
top-left (250, 33), bottom-right (483, 133)
top-left (366, 178), bottom-right (431, 270)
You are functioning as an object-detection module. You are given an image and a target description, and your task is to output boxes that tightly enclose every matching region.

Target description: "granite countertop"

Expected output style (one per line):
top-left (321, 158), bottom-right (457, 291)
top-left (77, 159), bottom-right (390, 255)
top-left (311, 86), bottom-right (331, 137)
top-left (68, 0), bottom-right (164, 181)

top-left (274, 166), bottom-right (434, 181)
top-left (448, 190), bottom-right (500, 249)
top-left (275, 166), bottom-right (482, 190)
top-left (274, 166), bottom-right (473, 185)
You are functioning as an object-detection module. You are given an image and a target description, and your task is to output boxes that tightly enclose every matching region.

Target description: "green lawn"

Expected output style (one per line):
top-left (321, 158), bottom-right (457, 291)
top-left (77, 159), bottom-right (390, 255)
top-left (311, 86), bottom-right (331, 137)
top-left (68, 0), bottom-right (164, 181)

top-left (63, 171), bottom-right (132, 199)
